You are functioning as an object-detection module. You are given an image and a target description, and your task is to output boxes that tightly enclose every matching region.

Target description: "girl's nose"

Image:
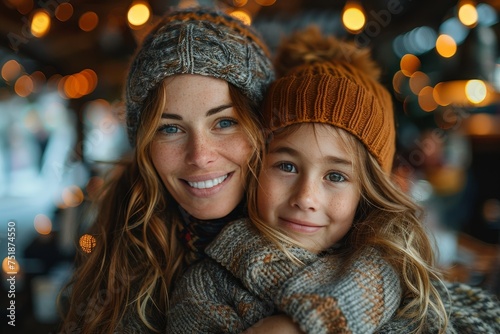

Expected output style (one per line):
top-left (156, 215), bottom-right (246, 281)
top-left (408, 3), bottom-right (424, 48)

top-left (289, 177), bottom-right (319, 211)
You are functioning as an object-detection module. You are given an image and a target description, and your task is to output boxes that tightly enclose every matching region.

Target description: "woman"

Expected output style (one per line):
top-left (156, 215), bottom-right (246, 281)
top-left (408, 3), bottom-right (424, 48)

top-left (59, 7), bottom-right (274, 333)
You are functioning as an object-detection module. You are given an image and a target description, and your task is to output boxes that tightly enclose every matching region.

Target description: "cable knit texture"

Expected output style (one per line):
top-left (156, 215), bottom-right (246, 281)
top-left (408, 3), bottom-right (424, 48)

top-left (167, 219), bottom-right (402, 333)
top-left (166, 219), bottom-right (500, 333)
top-left (125, 7), bottom-right (275, 146)
top-left (377, 281), bottom-right (500, 333)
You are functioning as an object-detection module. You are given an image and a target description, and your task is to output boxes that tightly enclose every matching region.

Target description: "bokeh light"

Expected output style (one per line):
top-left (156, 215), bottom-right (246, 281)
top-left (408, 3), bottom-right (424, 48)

top-left (458, 2), bottom-right (478, 27)
top-left (14, 74), bottom-right (33, 97)
top-left (127, 1), bottom-right (151, 27)
top-left (31, 9), bottom-right (51, 37)
top-left (466, 113), bottom-right (495, 135)
top-left (436, 34), bottom-right (457, 58)
top-left (62, 185), bottom-right (85, 207)
top-left (34, 214), bottom-right (52, 235)
top-left (342, 2), bottom-right (366, 33)
top-left (55, 2), bottom-right (74, 22)
top-left (229, 10), bottom-right (252, 26)
top-left (79, 234), bottom-right (97, 253)
top-left (465, 79), bottom-right (487, 104)
top-left (409, 71), bottom-right (430, 95)
top-left (79, 11), bottom-right (99, 32)
top-left (418, 86), bottom-right (438, 112)
top-left (400, 54), bottom-right (421, 77)
top-left (1, 59), bottom-right (22, 82)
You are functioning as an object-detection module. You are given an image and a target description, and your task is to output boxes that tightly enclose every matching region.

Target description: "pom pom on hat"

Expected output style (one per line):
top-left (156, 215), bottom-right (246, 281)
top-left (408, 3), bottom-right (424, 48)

top-left (263, 26), bottom-right (396, 173)
top-left (274, 26), bottom-right (381, 81)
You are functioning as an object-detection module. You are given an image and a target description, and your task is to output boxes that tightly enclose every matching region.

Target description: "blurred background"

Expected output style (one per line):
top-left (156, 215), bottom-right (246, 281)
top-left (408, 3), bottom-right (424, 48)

top-left (1, 0), bottom-right (500, 332)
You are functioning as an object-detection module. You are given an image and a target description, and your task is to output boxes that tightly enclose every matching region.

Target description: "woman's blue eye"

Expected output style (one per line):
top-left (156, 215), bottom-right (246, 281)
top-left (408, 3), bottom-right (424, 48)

top-left (326, 172), bottom-right (345, 182)
top-left (216, 119), bottom-right (236, 129)
top-left (159, 124), bottom-right (180, 134)
top-left (278, 163), bottom-right (297, 173)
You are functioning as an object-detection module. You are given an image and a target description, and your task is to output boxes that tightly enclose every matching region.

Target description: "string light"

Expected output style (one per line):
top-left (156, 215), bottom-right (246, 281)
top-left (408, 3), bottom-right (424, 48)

top-left (435, 34), bottom-right (457, 58)
top-left (342, 1), bottom-right (366, 34)
top-left (458, 1), bottom-right (478, 27)
top-left (229, 10), bottom-right (252, 26)
top-left (79, 234), bottom-right (97, 253)
top-left (79, 11), bottom-right (99, 32)
top-left (127, 1), bottom-right (151, 27)
top-left (31, 9), bottom-right (50, 37)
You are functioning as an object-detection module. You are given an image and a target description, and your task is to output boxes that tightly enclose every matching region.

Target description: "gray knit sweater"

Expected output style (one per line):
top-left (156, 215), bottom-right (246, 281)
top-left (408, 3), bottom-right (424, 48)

top-left (167, 219), bottom-right (402, 333)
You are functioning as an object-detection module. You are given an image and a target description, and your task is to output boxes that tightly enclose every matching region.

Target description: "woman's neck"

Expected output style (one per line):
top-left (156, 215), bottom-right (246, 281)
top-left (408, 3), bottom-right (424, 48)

top-left (177, 199), bottom-right (247, 264)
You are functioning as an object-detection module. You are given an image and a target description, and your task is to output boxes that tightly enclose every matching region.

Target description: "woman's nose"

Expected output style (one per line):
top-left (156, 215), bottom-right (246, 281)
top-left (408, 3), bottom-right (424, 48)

top-left (185, 133), bottom-right (217, 168)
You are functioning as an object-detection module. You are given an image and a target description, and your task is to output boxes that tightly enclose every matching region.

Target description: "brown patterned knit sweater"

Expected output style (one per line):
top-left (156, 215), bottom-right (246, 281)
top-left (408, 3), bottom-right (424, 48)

top-left (166, 219), bottom-right (402, 333)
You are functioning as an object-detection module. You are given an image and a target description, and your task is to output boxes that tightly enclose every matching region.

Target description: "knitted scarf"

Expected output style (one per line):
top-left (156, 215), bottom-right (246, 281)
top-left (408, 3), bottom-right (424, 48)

top-left (168, 219), bottom-right (500, 333)
top-left (177, 200), bottom-right (247, 264)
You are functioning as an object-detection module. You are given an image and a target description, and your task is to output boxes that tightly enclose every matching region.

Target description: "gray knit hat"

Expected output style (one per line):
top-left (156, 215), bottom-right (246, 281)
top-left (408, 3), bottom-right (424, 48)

top-left (125, 7), bottom-right (275, 146)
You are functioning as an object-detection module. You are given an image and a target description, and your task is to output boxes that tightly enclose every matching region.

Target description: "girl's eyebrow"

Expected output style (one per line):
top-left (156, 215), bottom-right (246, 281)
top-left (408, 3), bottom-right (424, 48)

top-left (268, 145), bottom-right (299, 157)
top-left (269, 145), bottom-right (352, 166)
top-left (161, 104), bottom-right (233, 120)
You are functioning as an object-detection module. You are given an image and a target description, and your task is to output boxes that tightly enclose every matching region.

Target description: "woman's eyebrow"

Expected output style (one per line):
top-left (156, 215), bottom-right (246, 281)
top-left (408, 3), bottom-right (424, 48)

top-left (161, 104), bottom-right (233, 120)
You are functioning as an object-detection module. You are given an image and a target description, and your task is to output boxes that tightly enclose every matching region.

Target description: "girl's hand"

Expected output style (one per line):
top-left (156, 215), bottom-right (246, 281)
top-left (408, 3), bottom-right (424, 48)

top-left (242, 315), bottom-right (305, 334)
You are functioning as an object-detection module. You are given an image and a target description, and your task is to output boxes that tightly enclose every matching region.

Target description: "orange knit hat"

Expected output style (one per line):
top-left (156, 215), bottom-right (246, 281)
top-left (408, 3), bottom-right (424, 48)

top-left (263, 27), bottom-right (396, 173)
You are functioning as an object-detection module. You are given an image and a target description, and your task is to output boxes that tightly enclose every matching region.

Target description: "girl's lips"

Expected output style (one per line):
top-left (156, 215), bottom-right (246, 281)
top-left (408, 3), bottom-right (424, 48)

top-left (279, 217), bottom-right (324, 233)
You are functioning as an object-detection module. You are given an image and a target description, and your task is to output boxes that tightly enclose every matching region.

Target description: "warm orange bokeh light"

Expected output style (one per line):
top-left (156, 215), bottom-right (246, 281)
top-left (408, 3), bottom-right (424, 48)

top-left (229, 10), bottom-right (252, 26)
top-left (62, 185), bottom-right (85, 207)
top-left (127, 1), bottom-right (151, 27)
top-left (80, 69), bottom-right (98, 94)
top-left (400, 54), bottom-right (421, 77)
top-left (466, 113), bottom-right (496, 135)
top-left (31, 10), bottom-right (51, 37)
top-left (458, 2), bottom-right (478, 27)
top-left (436, 34), bottom-right (457, 58)
top-left (14, 74), bottom-right (33, 97)
top-left (342, 2), bottom-right (366, 33)
top-left (34, 214), bottom-right (52, 235)
top-left (79, 11), bottom-right (99, 32)
top-left (392, 70), bottom-right (407, 95)
top-left (409, 71), bottom-right (430, 95)
top-left (2, 59), bottom-right (22, 82)
top-left (79, 234), bottom-right (97, 253)
top-left (55, 2), bottom-right (74, 22)
top-left (418, 86), bottom-right (438, 112)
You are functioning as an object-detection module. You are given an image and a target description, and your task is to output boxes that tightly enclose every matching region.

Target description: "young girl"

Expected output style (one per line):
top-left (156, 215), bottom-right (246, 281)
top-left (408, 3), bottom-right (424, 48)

top-left (167, 27), bottom-right (500, 334)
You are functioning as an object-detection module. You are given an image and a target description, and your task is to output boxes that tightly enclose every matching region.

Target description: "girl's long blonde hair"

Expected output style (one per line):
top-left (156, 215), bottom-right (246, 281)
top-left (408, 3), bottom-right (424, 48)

top-left (59, 79), bottom-right (264, 334)
top-left (248, 124), bottom-right (449, 333)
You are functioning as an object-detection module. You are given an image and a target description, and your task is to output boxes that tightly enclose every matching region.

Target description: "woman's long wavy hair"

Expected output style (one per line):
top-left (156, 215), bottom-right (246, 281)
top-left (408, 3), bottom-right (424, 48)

top-left (248, 124), bottom-right (449, 334)
top-left (59, 78), bottom-right (264, 334)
